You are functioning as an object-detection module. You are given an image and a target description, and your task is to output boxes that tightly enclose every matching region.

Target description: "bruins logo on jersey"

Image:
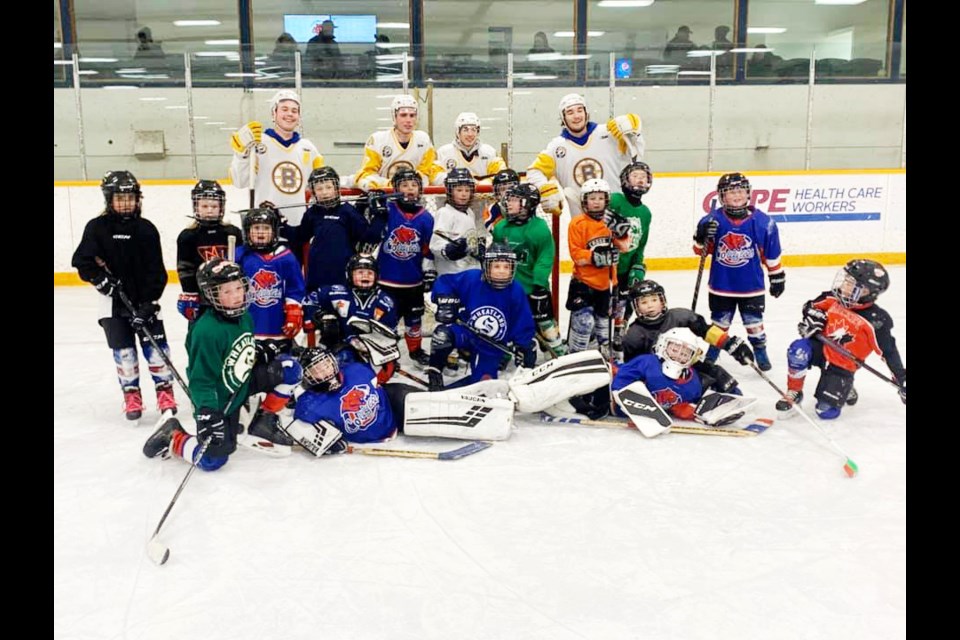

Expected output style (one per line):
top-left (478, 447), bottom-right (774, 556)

top-left (556, 146), bottom-right (567, 158)
top-left (573, 158), bottom-right (603, 185)
top-left (386, 161), bottom-right (416, 178)
top-left (272, 161), bottom-right (303, 194)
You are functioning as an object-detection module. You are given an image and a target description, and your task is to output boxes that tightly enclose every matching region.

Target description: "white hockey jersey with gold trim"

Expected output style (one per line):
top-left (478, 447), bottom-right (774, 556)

top-left (353, 129), bottom-right (446, 190)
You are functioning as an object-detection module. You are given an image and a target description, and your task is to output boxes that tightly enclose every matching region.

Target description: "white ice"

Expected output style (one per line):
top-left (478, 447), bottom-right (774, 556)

top-left (54, 266), bottom-right (906, 640)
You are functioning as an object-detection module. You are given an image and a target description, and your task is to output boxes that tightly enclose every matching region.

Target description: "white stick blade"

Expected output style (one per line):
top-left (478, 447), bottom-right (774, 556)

top-left (147, 538), bottom-right (170, 565)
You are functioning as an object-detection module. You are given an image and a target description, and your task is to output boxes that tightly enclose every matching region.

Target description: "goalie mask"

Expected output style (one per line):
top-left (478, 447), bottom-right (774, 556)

top-left (444, 167), bottom-right (476, 211)
top-left (580, 178), bottom-right (611, 219)
top-left (630, 280), bottom-right (667, 324)
top-left (191, 179), bottom-right (226, 226)
top-left (308, 166), bottom-right (341, 209)
top-left (243, 206), bottom-right (280, 252)
top-left (832, 259), bottom-right (889, 309)
top-left (620, 161), bottom-right (653, 199)
top-left (503, 183), bottom-right (541, 224)
top-left (483, 242), bottom-right (517, 289)
top-left (102, 170), bottom-right (142, 217)
top-left (299, 346), bottom-right (342, 393)
top-left (196, 257), bottom-right (251, 319)
top-left (654, 327), bottom-right (703, 380)
top-left (717, 172), bottom-right (751, 219)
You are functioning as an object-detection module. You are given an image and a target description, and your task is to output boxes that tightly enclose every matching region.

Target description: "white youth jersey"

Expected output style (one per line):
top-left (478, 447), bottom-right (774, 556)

top-left (229, 131), bottom-right (324, 226)
top-left (429, 204), bottom-right (481, 276)
top-left (526, 122), bottom-right (633, 215)
top-left (436, 142), bottom-right (506, 179)
top-left (353, 129), bottom-right (446, 190)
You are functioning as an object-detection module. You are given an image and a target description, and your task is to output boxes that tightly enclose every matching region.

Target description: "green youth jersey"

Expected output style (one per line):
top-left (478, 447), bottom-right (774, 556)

top-left (609, 192), bottom-right (652, 285)
top-left (491, 215), bottom-right (556, 294)
top-left (185, 309), bottom-right (257, 417)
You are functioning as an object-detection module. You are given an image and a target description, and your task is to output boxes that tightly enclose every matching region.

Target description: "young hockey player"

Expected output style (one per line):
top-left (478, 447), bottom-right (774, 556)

top-left (491, 183), bottom-right (565, 358)
top-left (566, 178), bottom-right (631, 355)
top-left (425, 242), bottom-right (537, 391)
top-left (693, 172), bottom-right (785, 371)
top-left (609, 161), bottom-right (653, 323)
top-left (482, 168), bottom-right (521, 232)
top-left (228, 89), bottom-right (324, 228)
top-left (776, 259), bottom-right (906, 419)
top-left (527, 93), bottom-right (644, 215)
top-left (142, 258), bottom-right (304, 469)
top-left (290, 166), bottom-right (387, 293)
top-left (175, 180), bottom-right (243, 322)
top-left (301, 254), bottom-right (400, 384)
top-left (353, 94), bottom-right (446, 191)
top-left (377, 169), bottom-right (436, 366)
top-left (436, 112), bottom-right (506, 179)
top-left (430, 168), bottom-right (483, 276)
top-left (71, 170), bottom-right (177, 421)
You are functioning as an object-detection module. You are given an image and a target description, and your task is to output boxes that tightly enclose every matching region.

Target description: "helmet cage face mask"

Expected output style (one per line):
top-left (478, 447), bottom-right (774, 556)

top-left (654, 329), bottom-right (703, 379)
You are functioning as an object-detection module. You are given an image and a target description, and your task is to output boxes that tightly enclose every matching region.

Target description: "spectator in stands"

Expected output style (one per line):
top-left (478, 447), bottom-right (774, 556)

top-left (134, 26), bottom-right (168, 70)
top-left (713, 25), bottom-right (734, 73)
top-left (529, 32), bottom-right (556, 54)
top-left (267, 32), bottom-right (300, 72)
top-left (307, 19), bottom-right (342, 78)
top-left (663, 25), bottom-right (697, 63)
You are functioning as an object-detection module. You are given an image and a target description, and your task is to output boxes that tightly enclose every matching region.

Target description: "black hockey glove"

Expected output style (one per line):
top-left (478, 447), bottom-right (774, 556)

top-left (528, 286), bottom-right (553, 321)
top-left (441, 238), bottom-right (469, 261)
top-left (512, 341), bottom-right (537, 368)
top-left (93, 272), bottom-right (120, 297)
top-left (130, 301), bottom-right (160, 331)
top-left (255, 339), bottom-right (284, 364)
top-left (435, 295), bottom-right (461, 324)
top-left (422, 269), bottom-right (438, 293)
top-left (196, 407), bottom-right (227, 447)
top-left (723, 336), bottom-right (754, 365)
top-left (602, 209), bottom-right (631, 239)
top-left (693, 218), bottom-right (719, 245)
top-left (797, 306), bottom-right (827, 338)
top-left (367, 190), bottom-right (389, 220)
top-left (591, 245), bottom-right (619, 268)
top-left (768, 271), bottom-right (786, 298)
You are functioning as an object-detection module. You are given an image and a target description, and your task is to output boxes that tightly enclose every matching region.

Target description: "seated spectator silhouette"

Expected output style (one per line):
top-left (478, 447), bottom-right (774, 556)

top-left (529, 32), bottom-right (556, 54)
top-left (663, 25), bottom-right (697, 63)
top-left (267, 32), bottom-right (300, 73)
top-left (306, 19), bottom-right (342, 79)
top-left (748, 45), bottom-right (783, 77)
top-left (712, 26), bottom-right (734, 73)
top-left (134, 26), bottom-right (168, 71)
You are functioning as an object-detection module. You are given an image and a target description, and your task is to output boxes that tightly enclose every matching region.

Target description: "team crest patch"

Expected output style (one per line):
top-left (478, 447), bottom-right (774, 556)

top-left (469, 306), bottom-right (508, 342)
top-left (339, 384), bottom-right (380, 433)
top-left (272, 161), bottom-right (303, 194)
top-left (573, 158), bottom-right (603, 185)
top-left (250, 269), bottom-right (284, 307)
top-left (223, 334), bottom-right (256, 391)
top-left (716, 232), bottom-right (755, 267)
top-left (653, 388), bottom-right (682, 409)
top-left (384, 225), bottom-right (421, 260)
top-left (556, 146), bottom-right (566, 158)
top-left (382, 146), bottom-right (393, 158)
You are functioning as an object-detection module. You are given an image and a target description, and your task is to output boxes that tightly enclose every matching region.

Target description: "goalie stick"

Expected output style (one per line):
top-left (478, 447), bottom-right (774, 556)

top-left (538, 412), bottom-right (774, 437)
top-left (345, 440), bottom-right (493, 460)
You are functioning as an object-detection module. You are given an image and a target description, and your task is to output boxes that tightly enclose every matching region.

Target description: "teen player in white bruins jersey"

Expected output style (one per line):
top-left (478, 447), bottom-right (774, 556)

top-left (436, 112), bottom-right (506, 180)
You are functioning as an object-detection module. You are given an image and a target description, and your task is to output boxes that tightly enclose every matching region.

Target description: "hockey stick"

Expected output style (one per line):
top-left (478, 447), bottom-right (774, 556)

top-left (454, 319), bottom-right (514, 357)
top-left (538, 412), bottom-right (773, 436)
top-left (747, 361), bottom-right (859, 478)
top-left (346, 440), bottom-right (492, 460)
top-left (814, 334), bottom-right (901, 390)
top-left (691, 248), bottom-right (708, 313)
top-left (475, 170), bottom-right (527, 181)
top-left (146, 388), bottom-right (242, 566)
top-left (395, 367), bottom-right (430, 387)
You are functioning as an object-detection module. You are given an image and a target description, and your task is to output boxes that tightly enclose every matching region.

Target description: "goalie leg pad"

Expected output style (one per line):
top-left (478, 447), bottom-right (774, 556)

top-left (283, 418), bottom-right (345, 457)
top-left (612, 380), bottom-right (673, 437)
top-left (567, 307), bottom-right (596, 354)
top-left (694, 393), bottom-right (758, 427)
top-left (404, 391), bottom-right (514, 441)
top-left (508, 351), bottom-right (611, 413)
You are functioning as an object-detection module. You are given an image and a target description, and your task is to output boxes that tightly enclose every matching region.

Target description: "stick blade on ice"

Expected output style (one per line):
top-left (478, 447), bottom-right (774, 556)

top-left (844, 459), bottom-right (859, 478)
top-left (147, 538), bottom-right (170, 566)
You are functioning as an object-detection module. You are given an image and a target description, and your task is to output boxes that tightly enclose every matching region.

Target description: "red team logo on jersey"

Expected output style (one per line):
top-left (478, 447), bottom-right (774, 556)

top-left (250, 269), bottom-right (283, 307)
top-left (385, 225), bottom-right (421, 260)
top-left (339, 384), bottom-right (379, 433)
top-left (653, 388), bottom-right (682, 409)
top-left (716, 232), bottom-right (755, 267)
top-left (197, 245), bottom-right (227, 261)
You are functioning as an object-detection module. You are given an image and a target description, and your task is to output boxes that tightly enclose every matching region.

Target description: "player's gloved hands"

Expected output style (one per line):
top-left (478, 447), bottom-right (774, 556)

top-left (724, 336), bottom-right (755, 365)
top-left (367, 190), bottom-right (389, 220)
top-left (177, 293), bottom-right (200, 321)
top-left (898, 375), bottom-right (906, 405)
top-left (348, 336), bottom-right (370, 358)
top-left (797, 306), bottom-right (827, 338)
top-left (131, 301), bottom-right (160, 330)
top-left (441, 237), bottom-right (469, 261)
top-left (282, 303), bottom-right (303, 339)
top-left (591, 245), bottom-right (620, 268)
top-left (628, 264), bottom-right (646, 288)
top-left (539, 183), bottom-right (563, 215)
top-left (671, 402), bottom-right (696, 421)
top-left (607, 113), bottom-right (642, 154)
top-left (422, 269), bottom-right (438, 293)
top-left (693, 218), bottom-right (719, 245)
top-left (769, 271), bottom-right (786, 298)
top-left (230, 121), bottom-right (263, 157)
top-left (196, 407), bottom-right (227, 447)
top-left (435, 295), bottom-right (461, 324)
top-left (93, 272), bottom-right (120, 297)
top-left (602, 209), bottom-right (631, 239)
top-left (513, 341), bottom-right (538, 368)
top-left (255, 340), bottom-right (284, 364)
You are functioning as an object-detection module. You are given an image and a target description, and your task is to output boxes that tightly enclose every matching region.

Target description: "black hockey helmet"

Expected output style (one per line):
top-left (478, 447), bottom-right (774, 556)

top-left (620, 161), bottom-right (653, 199)
top-left (391, 167), bottom-right (422, 192)
top-left (444, 167), bottom-right (476, 210)
top-left (833, 259), bottom-right (890, 308)
top-left (308, 166), bottom-right (341, 209)
top-left (492, 168), bottom-right (520, 200)
top-left (299, 346), bottom-right (342, 392)
top-left (503, 183), bottom-right (541, 224)
top-left (483, 242), bottom-right (518, 289)
top-left (346, 253), bottom-right (379, 294)
top-left (243, 205), bottom-right (281, 251)
top-left (196, 257), bottom-right (251, 319)
top-left (191, 179), bottom-right (226, 226)
top-left (101, 170), bottom-right (142, 216)
top-left (629, 279), bottom-right (668, 323)
top-left (717, 172), bottom-right (751, 218)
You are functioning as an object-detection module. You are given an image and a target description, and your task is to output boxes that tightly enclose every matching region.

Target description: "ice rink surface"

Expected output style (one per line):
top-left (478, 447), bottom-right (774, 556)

top-left (54, 266), bottom-right (906, 640)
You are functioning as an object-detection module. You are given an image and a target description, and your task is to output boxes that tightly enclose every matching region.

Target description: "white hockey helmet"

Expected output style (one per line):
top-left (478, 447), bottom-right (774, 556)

top-left (391, 94), bottom-right (418, 118)
top-left (271, 89), bottom-right (301, 115)
top-left (455, 112), bottom-right (481, 134)
top-left (580, 178), bottom-right (611, 216)
top-left (558, 93), bottom-right (588, 125)
top-left (654, 327), bottom-right (704, 380)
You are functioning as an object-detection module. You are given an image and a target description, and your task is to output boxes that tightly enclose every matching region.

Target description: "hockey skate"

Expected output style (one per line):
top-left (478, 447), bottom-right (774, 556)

top-left (408, 348), bottom-right (431, 367)
top-left (845, 386), bottom-right (858, 406)
top-left (155, 383), bottom-right (177, 415)
top-left (143, 416), bottom-right (187, 459)
top-left (753, 346), bottom-right (772, 372)
top-left (425, 366), bottom-right (445, 392)
top-left (123, 388), bottom-right (144, 422)
top-left (775, 390), bottom-right (802, 416)
top-left (247, 409), bottom-right (295, 447)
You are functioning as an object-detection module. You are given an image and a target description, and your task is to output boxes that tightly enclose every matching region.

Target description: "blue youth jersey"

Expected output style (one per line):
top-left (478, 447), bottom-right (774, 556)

top-left (612, 354), bottom-right (704, 412)
top-left (293, 362), bottom-right (395, 443)
top-left (432, 270), bottom-right (535, 356)
top-left (696, 207), bottom-right (783, 297)
top-left (378, 202), bottom-right (434, 287)
top-left (302, 285), bottom-right (399, 337)
top-left (236, 245), bottom-right (306, 339)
